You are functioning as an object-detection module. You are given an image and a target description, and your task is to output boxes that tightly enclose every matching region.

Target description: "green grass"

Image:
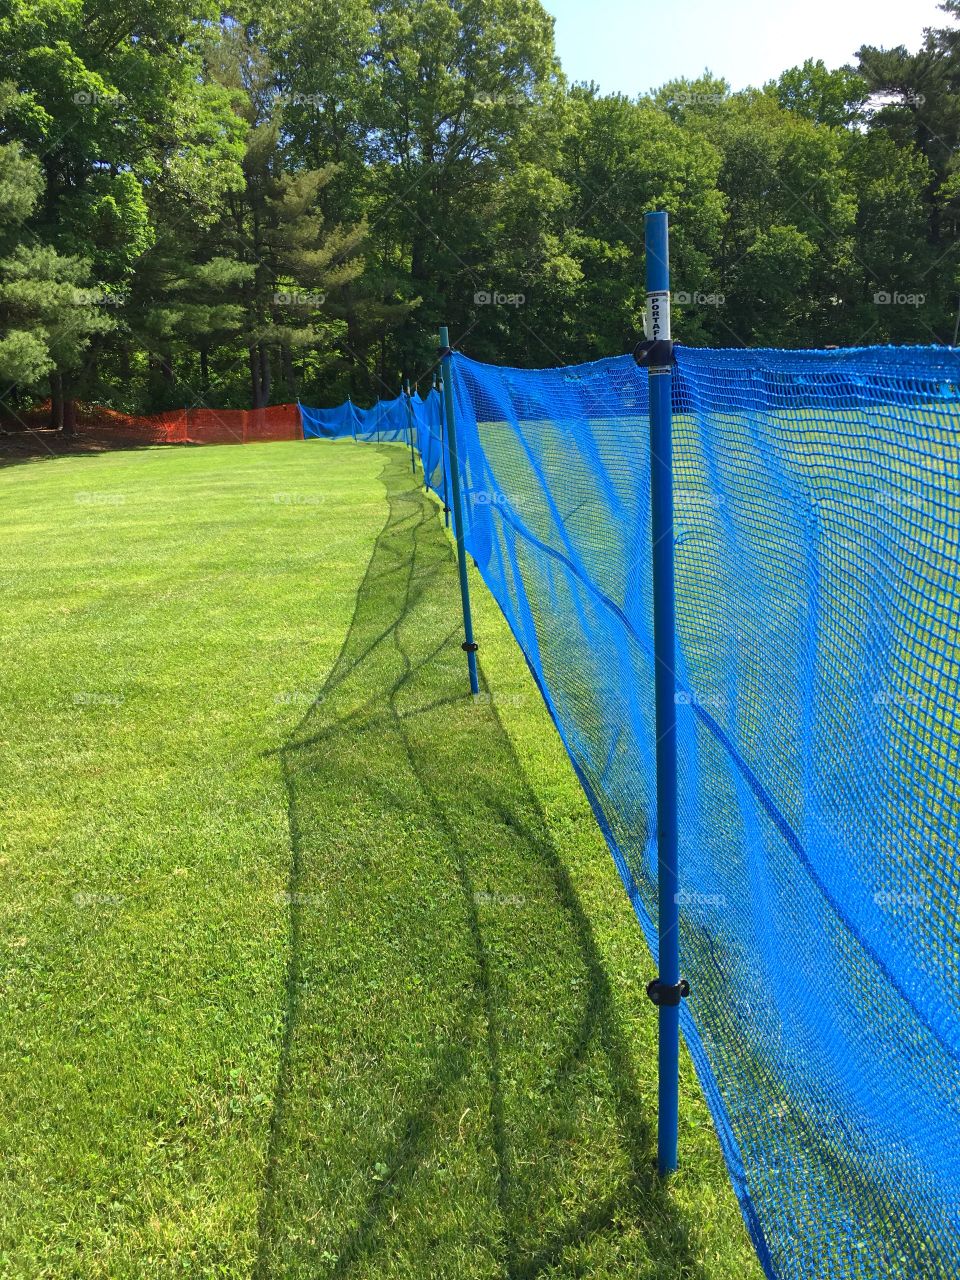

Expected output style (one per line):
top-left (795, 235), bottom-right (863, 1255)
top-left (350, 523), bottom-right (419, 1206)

top-left (0, 440), bottom-right (762, 1279)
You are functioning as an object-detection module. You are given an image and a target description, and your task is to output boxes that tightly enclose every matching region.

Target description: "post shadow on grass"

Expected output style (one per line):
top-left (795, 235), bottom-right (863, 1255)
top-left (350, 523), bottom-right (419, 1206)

top-left (254, 447), bottom-right (710, 1279)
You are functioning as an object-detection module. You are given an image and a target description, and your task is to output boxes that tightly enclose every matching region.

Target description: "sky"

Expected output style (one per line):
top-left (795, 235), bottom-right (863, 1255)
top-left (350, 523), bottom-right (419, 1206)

top-left (541, 0), bottom-right (946, 96)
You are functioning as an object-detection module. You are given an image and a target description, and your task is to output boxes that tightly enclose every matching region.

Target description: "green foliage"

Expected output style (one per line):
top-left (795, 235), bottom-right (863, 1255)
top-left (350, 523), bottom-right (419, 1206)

top-left (0, 0), bottom-right (956, 417)
top-left (855, 16), bottom-right (960, 338)
top-left (698, 92), bottom-right (859, 344)
top-left (842, 129), bottom-right (933, 341)
top-left (0, 139), bottom-right (42, 229)
top-left (557, 88), bottom-right (724, 355)
top-left (769, 59), bottom-right (867, 127)
top-left (0, 244), bottom-right (113, 372)
top-left (0, 326), bottom-right (53, 385)
top-left (0, 84), bottom-right (112, 396)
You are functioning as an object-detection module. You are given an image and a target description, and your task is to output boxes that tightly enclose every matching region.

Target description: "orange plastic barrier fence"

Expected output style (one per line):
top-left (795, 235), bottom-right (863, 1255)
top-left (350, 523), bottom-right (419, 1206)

top-left (75, 405), bottom-right (188, 444)
top-left (74, 403), bottom-right (302, 446)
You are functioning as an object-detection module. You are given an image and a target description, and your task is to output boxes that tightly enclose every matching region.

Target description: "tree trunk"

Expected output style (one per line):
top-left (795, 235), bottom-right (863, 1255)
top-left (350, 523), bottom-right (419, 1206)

top-left (259, 343), bottom-right (272, 407)
top-left (63, 398), bottom-right (76, 435)
top-left (344, 287), bottom-right (362, 400)
top-left (49, 370), bottom-right (63, 431)
top-left (281, 344), bottom-right (296, 400)
top-left (249, 345), bottom-right (262, 408)
top-left (200, 346), bottom-right (209, 392)
top-left (411, 231), bottom-right (427, 287)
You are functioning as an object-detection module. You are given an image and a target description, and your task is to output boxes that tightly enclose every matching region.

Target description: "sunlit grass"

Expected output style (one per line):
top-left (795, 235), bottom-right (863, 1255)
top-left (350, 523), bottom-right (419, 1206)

top-left (0, 440), bottom-right (761, 1278)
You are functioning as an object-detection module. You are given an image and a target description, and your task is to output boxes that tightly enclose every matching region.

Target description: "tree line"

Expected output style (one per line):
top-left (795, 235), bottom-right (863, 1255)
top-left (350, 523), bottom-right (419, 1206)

top-left (0, 0), bottom-right (957, 424)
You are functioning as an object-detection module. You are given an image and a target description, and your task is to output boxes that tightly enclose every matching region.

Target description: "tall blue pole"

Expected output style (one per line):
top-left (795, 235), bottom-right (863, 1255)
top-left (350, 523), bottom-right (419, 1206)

top-left (644, 210), bottom-right (683, 1177)
top-left (439, 326), bottom-right (479, 696)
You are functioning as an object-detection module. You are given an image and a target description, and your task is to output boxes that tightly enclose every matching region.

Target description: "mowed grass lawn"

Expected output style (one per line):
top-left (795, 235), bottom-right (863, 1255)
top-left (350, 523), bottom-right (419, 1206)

top-left (0, 440), bottom-right (762, 1280)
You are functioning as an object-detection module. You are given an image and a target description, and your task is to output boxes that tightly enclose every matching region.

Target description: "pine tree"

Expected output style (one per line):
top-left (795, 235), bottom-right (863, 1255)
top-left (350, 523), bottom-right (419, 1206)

top-left (210, 23), bottom-right (368, 407)
top-left (0, 84), bottom-right (112, 427)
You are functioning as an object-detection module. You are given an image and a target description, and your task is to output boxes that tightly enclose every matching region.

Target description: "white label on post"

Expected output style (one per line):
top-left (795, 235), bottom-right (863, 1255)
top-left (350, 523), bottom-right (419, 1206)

top-left (646, 289), bottom-right (671, 342)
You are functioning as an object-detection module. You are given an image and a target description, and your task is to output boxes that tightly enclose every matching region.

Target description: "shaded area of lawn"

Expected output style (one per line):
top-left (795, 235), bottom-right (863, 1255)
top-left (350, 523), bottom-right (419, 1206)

top-left (256, 448), bottom-right (758, 1279)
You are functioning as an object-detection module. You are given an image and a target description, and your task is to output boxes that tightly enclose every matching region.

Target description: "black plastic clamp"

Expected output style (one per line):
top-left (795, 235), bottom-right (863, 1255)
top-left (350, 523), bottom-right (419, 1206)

top-left (633, 338), bottom-right (675, 367)
top-left (646, 977), bottom-right (690, 1007)
top-left (461, 641), bottom-right (479, 653)
top-left (438, 345), bottom-right (455, 359)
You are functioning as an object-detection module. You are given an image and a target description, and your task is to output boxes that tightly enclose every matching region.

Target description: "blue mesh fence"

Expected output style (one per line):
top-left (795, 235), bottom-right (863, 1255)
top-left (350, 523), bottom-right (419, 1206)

top-left (300, 395), bottom-right (413, 442)
top-left (297, 345), bottom-right (960, 1278)
top-left (301, 388), bottom-right (447, 494)
top-left (351, 395), bottom-right (411, 442)
top-left (409, 388), bottom-right (449, 501)
top-left (436, 344), bottom-right (960, 1280)
top-left (299, 399), bottom-right (358, 439)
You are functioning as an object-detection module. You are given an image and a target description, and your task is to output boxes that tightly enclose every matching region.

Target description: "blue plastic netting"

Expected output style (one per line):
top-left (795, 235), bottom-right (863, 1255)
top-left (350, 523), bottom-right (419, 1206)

top-left (409, 388), bottom-right (450, 502)
top-left (300, 395), bottom-right (413, 442)
top-left (299, 399), bottom-right (358, 438)
top-left (434, 344), bottom-right (960, 1280)
top-left (352, 396), bottom-right (411, 443)
top-left (298, 347), bottom-right (960, 1278)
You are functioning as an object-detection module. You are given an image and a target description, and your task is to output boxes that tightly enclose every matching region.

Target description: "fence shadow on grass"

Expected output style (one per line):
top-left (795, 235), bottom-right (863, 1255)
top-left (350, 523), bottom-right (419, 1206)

top-left (254, 448), bottom-right (708, 1279)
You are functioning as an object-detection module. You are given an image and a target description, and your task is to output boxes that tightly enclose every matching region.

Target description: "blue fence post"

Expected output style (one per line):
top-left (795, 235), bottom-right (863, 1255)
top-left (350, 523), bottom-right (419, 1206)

top-left (403, 378), bottom-right (417, 474)
top-left (643, 210), bottom-right (684, 1178)
top-left (439, 325), bottom-right (479, 696)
